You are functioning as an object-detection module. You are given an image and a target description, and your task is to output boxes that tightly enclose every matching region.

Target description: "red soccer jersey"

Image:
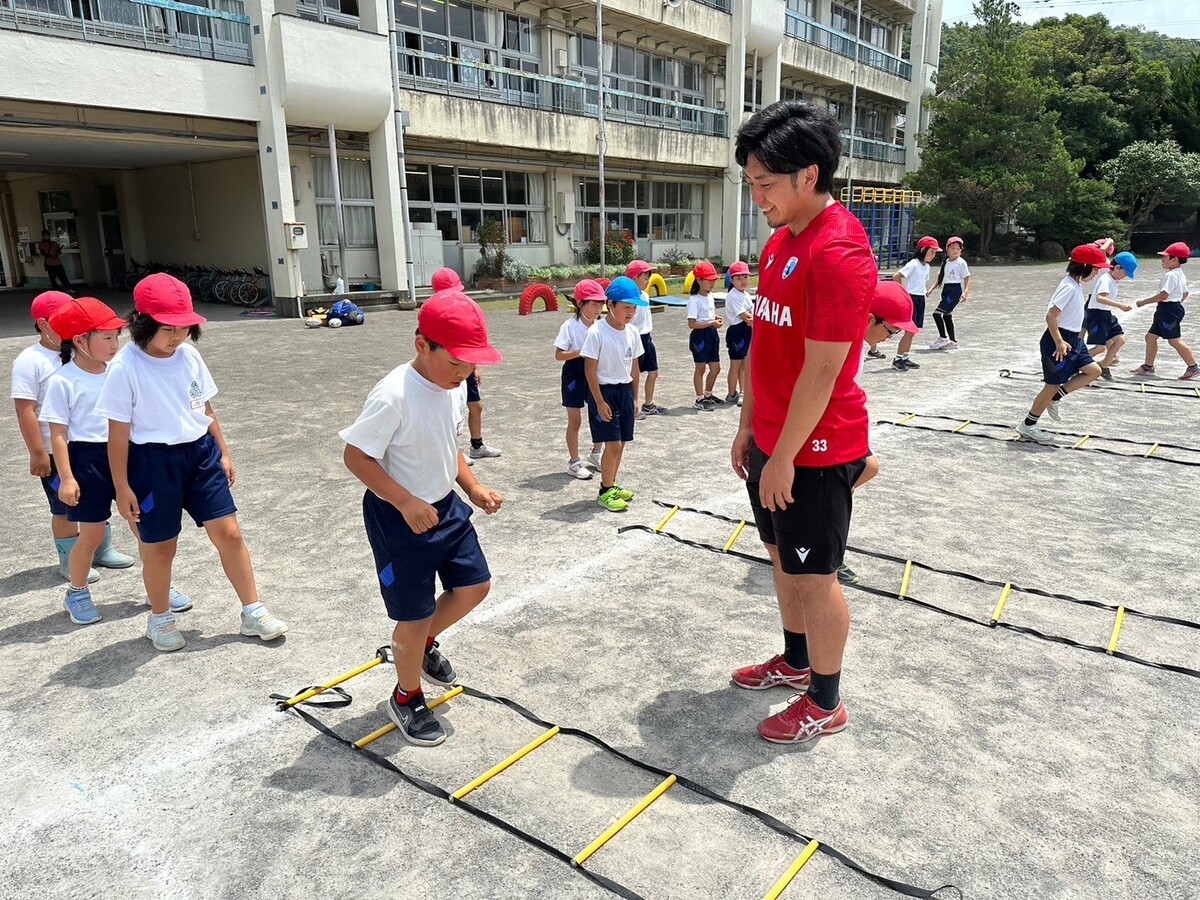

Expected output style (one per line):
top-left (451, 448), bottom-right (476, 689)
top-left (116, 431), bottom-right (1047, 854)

top-left (749, 202), bottom-right (876, 467)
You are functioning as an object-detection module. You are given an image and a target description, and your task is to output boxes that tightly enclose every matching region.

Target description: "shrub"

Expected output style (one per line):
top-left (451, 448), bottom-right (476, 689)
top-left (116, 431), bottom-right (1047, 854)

top-left (586, 229), bottom-right (636, 266)
top-left (473, 218), bottom-right (508, 279)
top-left (502, 257), bottom-right (530, 282)
top-left (657, 246), bottom-right (691, 267)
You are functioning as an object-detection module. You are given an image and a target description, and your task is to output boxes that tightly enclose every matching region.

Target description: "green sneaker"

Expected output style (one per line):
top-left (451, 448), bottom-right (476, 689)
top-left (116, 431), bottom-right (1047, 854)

top-left (597, 487), bottom-right (628, 512)
top-left (611, 485), bottom-right (634, 501)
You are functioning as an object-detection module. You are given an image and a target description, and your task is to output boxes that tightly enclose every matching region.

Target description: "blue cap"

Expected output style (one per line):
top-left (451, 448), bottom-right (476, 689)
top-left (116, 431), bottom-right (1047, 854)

top-left (1113, 251), bottom-right (1137, 278)
top-left (605, 275), bottom-right (649, 306)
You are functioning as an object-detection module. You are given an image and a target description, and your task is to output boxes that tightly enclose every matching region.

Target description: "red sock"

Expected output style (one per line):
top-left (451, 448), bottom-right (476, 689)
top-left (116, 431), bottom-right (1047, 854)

top-left (394, 685), bottom-right (423, 705)
top-left (425, 635), bottom-right (436, 649)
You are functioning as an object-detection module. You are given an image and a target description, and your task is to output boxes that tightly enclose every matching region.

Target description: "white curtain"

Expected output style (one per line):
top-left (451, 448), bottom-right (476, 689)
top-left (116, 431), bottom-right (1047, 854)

top-left (527, 173), bottom-right (546, 243)
top-left (314, 157), bottom-right (377, 247)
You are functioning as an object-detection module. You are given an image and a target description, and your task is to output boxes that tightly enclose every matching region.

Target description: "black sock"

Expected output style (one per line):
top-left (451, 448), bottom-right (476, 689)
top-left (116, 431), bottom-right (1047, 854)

top-left (1052, 385), bottom-right (1068, 402)
top-left (470, 438), bottom-right (483, 449)
top-left (599, 483), bottom-right (612, 496)
top-left (944, 314), bottom-right (956, 342)
top-left (394, 684), bottom-right (423, 706)
top-left (933, 312), bottom-right (947, 339)
top-left (1024, 412), bottom-right (1040, 427)
top-left (807, 670), bottom-right (841, 710)
top-left (783, 630), bottom-right (810, 670)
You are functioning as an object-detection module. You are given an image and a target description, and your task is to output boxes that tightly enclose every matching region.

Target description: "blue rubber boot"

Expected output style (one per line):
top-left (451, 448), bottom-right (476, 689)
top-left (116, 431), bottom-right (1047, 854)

top-left (54, 537), bottom-right (99, 584)
top-left (93, 522), bottom-right (136, 569)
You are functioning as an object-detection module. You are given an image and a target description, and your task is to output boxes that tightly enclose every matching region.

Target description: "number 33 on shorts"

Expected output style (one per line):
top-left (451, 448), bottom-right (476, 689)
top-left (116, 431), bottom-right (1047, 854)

top-left (811, 438), bottom-right (828, 452)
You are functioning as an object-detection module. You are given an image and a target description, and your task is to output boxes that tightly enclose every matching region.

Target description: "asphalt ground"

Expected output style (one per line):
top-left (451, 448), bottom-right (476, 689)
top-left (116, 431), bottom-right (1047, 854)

top-left (2, 261), bottom-right (1198, 900)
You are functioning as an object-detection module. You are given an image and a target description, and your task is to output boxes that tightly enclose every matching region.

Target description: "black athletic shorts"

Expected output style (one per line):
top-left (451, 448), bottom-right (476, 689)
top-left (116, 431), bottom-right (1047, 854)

top-left (746, 441), bottom-right (867, 576)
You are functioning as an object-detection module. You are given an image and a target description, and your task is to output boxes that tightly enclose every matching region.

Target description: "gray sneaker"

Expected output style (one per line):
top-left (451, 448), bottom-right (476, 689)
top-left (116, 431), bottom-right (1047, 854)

top-left (468, 442), bottom-right (502, 459)
top-left (146, 611), bottom-right (185, 652)
top-left (387, 691), bottom-right (447, 746)
top-left (422, 640), bottom-right (457, 687)
top-left (1046, 401), bottom-right (1062, 422)
top-left (240, 605), bottom-right (289, 641)
top-left (1016, 422), bottom-right (1054, 444)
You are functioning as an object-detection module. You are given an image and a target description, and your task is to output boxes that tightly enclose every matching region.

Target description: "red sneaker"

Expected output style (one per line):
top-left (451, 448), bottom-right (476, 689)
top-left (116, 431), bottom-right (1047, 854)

top-left (731, 654), bottom-right (811, 691)
top-left (758, 692), bottom-right (848, 743)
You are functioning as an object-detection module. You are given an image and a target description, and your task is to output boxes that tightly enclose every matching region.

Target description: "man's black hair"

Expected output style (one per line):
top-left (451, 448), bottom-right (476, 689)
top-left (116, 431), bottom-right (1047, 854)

top-left (734, 101), bottom-right (842, 195)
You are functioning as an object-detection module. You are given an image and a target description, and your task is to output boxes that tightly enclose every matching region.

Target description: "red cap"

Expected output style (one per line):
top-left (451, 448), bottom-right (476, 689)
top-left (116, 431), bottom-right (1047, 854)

top-left (727, 260), bottom-right (751, 276)
top-left (573, 279), bottom-right (606, 302)
top-left (692, 260), bottom-right (719, 281)
top-left (431, 267), bottom-right (464, 292)
top-left (48, 297), bottom-right (126, 341)
top-left (871, 281), bottom-right (920, 333)
top-left (134, 273), bottom-right (207, 326)
top-left (418, 290), bottom-right (502, 365)
top-left (1158, 241), bottom-right (1191, 261)
top-left (1070, 244), bottom-right (1112, 268)
top-left (30, 290), bottom-right (73, 322)
top-left (624, 260), bottom-right (654, 278)
top-left (917, 236), bottom-right (942, 252)
top-left (946, 236), bottom-right (964, 247)
top-left (1092, 237), bottom-right (1115, 254)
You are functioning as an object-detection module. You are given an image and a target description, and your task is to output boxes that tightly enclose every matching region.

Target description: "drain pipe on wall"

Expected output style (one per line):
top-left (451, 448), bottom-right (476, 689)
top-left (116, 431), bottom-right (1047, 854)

top-left (327, 123), bottom-right (348, 291)
top-left (388, 23), bottom-right (418, 306)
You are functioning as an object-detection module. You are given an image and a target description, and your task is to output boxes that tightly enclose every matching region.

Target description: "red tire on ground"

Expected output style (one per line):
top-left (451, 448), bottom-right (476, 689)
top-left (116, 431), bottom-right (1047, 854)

top-left (519, 283), bottom-right (559, 315)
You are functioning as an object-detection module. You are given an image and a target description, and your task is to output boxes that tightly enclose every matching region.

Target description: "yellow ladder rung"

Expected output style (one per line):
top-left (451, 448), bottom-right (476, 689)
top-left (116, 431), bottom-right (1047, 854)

top-left (1145, 442), bottom-right (1159, 457)
top-left (573, 774), bottom-right (676, 867)
top-left (952, 419), bottom-right (972, 433)
top-left (1071, 435), bottom-right (1091, 449)
top-left (1194, 388), bottom-right (1199, 398)
top-left (763, 840), bottom-right (820, 900)
top-left (991, 583), bottom-right (1012, 624)
top-left (654, 506), bottom-right (679, 533)
top-left (723, 520), bottom-right (747, 552)
top-left (1140, 383), bottom-right (1146, 393)
top-left (280, 655), bottom-right (384, 708)
top-left (898, 560), bottom-right (913, 598)
top-left (1106, 607), bottom-right (1126, 655)
top-left (452, 727), bottom-right (560, 801)
top-left (355, 686), bottom-right (463, 748)
top-left (896, 413), bottom-right (918, 424)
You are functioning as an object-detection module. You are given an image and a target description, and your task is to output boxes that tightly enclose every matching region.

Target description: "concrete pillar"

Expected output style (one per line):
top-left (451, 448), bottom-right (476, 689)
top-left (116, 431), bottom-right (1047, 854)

top-left (369, 121), bottom-right (406, 293)
top-left (756, 46), bottom-right (782, 250)
top-left (358, 0), bottom-right (385, 35)
top-left (905, 0), bottom-right (942, 172)
top-left (721, 0), bottom-right (748, 264)
top-left (116, 170), bottom-right (148, 262)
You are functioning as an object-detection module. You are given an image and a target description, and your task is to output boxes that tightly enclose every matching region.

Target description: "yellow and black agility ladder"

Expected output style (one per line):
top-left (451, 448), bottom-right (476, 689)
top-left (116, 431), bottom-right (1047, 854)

top-left (274, 652), bottom-right (959, 900)
top-left (880, 411), bottom-right (1200, 468)
top-left (999, 368), bottom-right (1200, 400)
top-left (621, 501), bottom-right (1200, 682)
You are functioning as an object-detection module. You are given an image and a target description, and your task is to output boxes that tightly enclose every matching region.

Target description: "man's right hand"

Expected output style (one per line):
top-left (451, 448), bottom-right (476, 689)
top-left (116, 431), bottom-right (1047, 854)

top-left (29, 450), bottom-right (51, 478)
top-left (731, 427), bottom-right (754, 481)
top-left (398, 496), bottom-right (439, 534)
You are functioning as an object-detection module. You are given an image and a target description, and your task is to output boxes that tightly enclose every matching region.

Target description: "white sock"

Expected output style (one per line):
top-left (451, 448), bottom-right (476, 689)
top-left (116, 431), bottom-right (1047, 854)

top-left (242, 601), bottom-right (264, 616)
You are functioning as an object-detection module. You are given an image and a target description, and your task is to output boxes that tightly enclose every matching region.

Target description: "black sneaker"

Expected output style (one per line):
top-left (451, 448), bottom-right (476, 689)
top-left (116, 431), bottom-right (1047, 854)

top-left (702, 397), bottom-right (717, 410)
top-left (837, 564), bottom-right (860, 585)
top-left (891, 357), bottom-right (908, 371)
top-left (422, 641), bottom-right (457, 686)
top-left (709, 394), bottom-right (725, 404)
top-left (903, 358), bottom-right (921, 369)
top-left (1100, 367), bottom-right (1113, 381)
top-left (867, 348), bottom-right (886, 359)
top-left (388, 690), bottom-right (446, 746)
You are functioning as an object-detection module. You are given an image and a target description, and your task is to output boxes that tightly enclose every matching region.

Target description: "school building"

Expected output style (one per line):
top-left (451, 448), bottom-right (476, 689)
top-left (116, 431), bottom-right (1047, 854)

top-left (0, 0), bottom-right (942, 311)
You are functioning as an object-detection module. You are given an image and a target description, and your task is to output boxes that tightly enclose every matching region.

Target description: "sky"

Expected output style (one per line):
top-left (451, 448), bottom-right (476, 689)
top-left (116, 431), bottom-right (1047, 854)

top-left (941, 0), bottom-right (1200, 41)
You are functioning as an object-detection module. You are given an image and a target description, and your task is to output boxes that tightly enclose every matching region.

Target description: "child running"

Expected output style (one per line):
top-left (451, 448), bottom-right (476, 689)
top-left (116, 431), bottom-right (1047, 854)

top-left (1085, 250), bottom-right (1136, 380)
top-left (341, 290), bottom-right (503, 746)
top-left (1016, 245), bottom-right (1108, 443)
top-left (39, 298), bottom-right (130, 624)
top-left (625, 260), bottom-right (668, 419)
top-left (687, 260), bottom-right (723, 409)
top-left (724, 260), bottom-right (753, 406)
top-left (582, 276), bottom-right (647, 512)
top-left (1131, 242), bottom-right (1200, 380)
top-left (891, 236), bottom-right (940, 369)
top-left (96, 274), bottom-right (288, 651)
top-left (555, 279), bottom-right (606, 480)
top-left (928, 236), bottom-right (971, 349)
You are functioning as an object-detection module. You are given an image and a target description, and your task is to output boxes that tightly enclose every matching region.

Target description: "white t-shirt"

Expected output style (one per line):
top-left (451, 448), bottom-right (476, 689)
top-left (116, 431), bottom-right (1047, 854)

top-left (95, 343), bottom-right (218, 445)
top-left (581, 319), bottom-right (643, 385)
top-left (339, 363), bottom-right (467, 505)
top-left (1161, 268), bottom-right (1189, 303)
top-left (898, 258), bottom-right (931, 295)
top-left (40, 362), bottom-right (110, 443)
top-left (1090, 272), bottom-right (1118, 307)
top-left (554, 316), bottom-right (592, 354)
top-left (941, 258), bottom-right (970, 285)
top-left (725, 287), bottom-right (753, 322)
top-left (686, 293), bottom-right (717, 323)
top-left (1048, 276), bottom-right (1087, 333)
top-left (10, 342), bottom-right (61, 452)
top-left (631, 293), bottom-right (653, 335)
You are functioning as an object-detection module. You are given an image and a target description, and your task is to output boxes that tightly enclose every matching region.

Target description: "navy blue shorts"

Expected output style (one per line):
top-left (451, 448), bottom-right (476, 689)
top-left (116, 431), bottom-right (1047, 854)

top-left (1085, 308), bottom-right (1124, 345)
top-left (936, 283), bottom-right (962, 315)
top-left (66, 441), bottom-right (116, 524)
top-left (1040, 330), bottom-right (1097, 385)
top-left (587, 382), bottom-right (635, 444)
top-left (726, 321), bottom-right (751, 360)
top-left (1149, 302), bottom-right (1186, 340)
top-left (363, 489), bottom-right (490, 622)
top-left (128, 433), bottom-right (237, 544)
top-left (636, 333), bottom-right (658, 373)
top-left (40, 454), bottom-right (68, 517)
top-left (690, 327), bottom-right (720, 364)
top-left (561, 357), bottom-right (587, 409)
top-left (466, 371), bottom-right (481, 403)
top-left (910, 293), bottom-right (926, 329)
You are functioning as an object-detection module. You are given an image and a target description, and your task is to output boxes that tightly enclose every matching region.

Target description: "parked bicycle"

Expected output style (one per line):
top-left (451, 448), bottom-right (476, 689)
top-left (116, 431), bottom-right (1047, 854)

top-left (110, 260), bottom-right (270, 306)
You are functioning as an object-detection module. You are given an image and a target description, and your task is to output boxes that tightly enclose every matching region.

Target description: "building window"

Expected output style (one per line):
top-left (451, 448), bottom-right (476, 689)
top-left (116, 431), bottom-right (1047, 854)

top-left (830, 4), bottom-right (892, 50)
top-left (406, 163), bottom-right (548, 245)
top-left (575, 37), bottom-right (709, 127)
top-left (574, 177), bottom-right (706, 244)
top-left (313, 156), bottom-right (377, 248)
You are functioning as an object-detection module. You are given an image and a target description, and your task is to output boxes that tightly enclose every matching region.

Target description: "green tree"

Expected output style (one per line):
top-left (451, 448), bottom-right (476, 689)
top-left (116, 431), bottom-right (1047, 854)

top-left (1115, 27), bottom-right (1200, 70)
top-left (1099, 140), bottom-right (1200, 238)
top-left (1165, 54), bottom-right (1200, 153)
top-left (1016, 173), bottom-right (1124, 249)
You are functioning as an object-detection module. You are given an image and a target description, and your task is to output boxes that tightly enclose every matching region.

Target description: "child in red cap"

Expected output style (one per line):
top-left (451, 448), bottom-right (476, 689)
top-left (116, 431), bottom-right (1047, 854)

top-left (687, 259), bottom-right (724, 409)
top-left (891, 235), bottom-right (941, 368)
top-left (341, 289), bottom-right (504, 746)
top-left (1131, 242), bottom-right (1199, 380)
top-left (555, 279), bottom-right (606, 479)
top-left (624, 260), bottom-right (668, 418)
top-left (10, 290), bottom-right (113, 583)
top-left (40, 298), bottom-right (135, 624)
top-left (724, 260), bottom-right (753, 405)
top-left (96, 273), bottom-right (288, 651)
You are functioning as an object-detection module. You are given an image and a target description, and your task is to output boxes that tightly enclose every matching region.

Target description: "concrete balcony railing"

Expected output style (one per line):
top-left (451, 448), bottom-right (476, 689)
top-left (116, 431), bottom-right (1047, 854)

top-left (786, 11), bottom-right (911, 79)
top-left (844, 132), bottom-right (906, 165)
top-left (0, 0), bottom-right (252, 62)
